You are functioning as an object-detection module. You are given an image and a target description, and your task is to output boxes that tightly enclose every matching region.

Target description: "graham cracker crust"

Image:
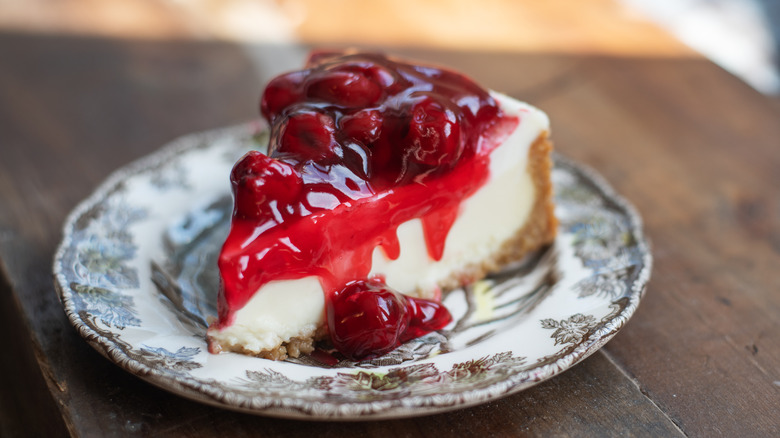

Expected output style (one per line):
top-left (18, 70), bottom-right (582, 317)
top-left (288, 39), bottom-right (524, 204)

top-left (436, 132), bottom-right (557, 291)
top-left (209, 133), bottom-right (556, 360)
top-left (207, 325), bottom-right (329, 360)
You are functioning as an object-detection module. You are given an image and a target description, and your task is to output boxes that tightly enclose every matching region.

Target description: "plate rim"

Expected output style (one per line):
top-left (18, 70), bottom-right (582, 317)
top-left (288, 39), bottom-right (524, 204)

top-left (53, 124), bottom-right (652, 420)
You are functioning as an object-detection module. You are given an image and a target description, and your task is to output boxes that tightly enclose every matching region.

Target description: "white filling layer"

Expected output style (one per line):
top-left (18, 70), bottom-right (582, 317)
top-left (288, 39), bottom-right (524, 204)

top-left (208, 93), bottom-right (549, 353)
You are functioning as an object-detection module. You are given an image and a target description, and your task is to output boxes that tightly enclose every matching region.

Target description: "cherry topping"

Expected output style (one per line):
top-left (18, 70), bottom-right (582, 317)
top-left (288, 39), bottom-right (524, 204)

top-left (403, 295), bottom-right (453, 341)
top-left (270, 109), bottom-right (338, 161)
top-left (327, 279), bottom-right (451, 360)
top-left (405, 97), bottom-right (463, 166)
top-left (339, 108), bottom-right (383, 145)
top-left (260, 71), bottom-right (305, 123)
top-left (230, 151), bottom-right (301, 220)
top-left (256, 52), bottom-right (503, 183)
top-left (307, 69), bottom-right (383, 108)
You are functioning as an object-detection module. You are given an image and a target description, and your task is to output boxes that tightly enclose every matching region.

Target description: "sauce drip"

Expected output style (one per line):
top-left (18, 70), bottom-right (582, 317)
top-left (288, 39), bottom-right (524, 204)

top-left (217, 51), bottom-right (517, 359)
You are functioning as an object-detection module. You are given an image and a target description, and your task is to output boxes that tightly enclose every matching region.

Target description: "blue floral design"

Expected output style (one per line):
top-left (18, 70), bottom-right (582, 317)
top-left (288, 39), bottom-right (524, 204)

top-left (66, 198), bottom-right (146, 329)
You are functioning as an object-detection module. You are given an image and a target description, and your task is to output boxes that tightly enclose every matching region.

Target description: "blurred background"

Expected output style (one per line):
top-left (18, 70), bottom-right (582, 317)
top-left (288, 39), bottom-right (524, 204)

top-left (1, 0), bottom-right (778, 96)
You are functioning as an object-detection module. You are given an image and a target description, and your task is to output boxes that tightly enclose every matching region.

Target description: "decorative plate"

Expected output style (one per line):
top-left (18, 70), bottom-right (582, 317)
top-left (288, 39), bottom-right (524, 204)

top-left (53, 124), bottom-right (651, 420)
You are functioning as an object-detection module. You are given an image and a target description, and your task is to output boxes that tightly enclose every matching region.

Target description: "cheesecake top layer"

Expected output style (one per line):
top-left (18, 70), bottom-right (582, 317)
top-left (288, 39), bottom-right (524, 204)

top-left (217, 52), bottom-right (519, 357)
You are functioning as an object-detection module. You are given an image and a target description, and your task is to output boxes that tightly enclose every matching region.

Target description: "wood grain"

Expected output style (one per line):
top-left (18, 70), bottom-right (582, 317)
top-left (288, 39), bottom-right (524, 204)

top-left (1, 32), bottom-right (778, 436)
top-left (0, 274), bottom-right (68, 437)
top-left (558, 57), bottom-right (780, 437)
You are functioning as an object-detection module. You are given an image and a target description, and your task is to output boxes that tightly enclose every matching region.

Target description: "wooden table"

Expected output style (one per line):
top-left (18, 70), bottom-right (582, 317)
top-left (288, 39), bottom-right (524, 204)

top-left (1, 31), bottom-right (778, 437)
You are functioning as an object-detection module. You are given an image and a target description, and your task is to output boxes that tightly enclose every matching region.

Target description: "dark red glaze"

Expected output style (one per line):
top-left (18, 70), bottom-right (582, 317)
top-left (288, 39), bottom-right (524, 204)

top-left (217, 51), bottom-right (518, 357)
top-left (327, 279), bottom-right (451, 360)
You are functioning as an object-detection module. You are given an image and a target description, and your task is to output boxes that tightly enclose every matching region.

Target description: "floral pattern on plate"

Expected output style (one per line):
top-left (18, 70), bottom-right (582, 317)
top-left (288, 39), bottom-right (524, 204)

top-left (54, 124), bottom-right (651, 420)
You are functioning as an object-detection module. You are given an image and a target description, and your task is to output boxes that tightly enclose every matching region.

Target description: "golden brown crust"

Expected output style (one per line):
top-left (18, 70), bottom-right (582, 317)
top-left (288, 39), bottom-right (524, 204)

top-left (427, 132), bottom-right (557, 292)
top-left (209, 133), bottom-right (556, 360)
top-left (488, 132), bottom-right (557, 268)
top-left (212, 332), bottom-right (319, 360)
top-left (208, 320), bottom-right (330, 360)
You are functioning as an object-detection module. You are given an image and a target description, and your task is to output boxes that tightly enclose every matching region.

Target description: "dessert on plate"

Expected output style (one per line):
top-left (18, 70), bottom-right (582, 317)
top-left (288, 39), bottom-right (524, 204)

top-left (206, 51), bottom-right (557, 360)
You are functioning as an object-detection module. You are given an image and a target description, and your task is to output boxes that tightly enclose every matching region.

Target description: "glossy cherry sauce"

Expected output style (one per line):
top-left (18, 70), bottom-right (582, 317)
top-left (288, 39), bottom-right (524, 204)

top-left (218, 51), bottom-right (518, 359)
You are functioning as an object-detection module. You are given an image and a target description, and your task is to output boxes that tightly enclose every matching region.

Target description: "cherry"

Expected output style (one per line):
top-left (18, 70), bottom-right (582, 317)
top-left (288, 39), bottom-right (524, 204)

top-left (306, 70), bottom-right (382, 108)
top-left (327, 279), bottom-right (410, 360)
top-left (363, 64), bottom-right (398, 90)
top-left (270, 109), bottom-right (338, 161)
top-left (339, 109), bottom-right (383, 145)
top-left (230, 151), bottom-right (301, 219)
top-left (326, 278), bottom-right (452, 360)
top-left (306, 53), bottom-right (398, 90)
top-left (405, 97), bottom-right (463, 166)
top-left (403, 296), bottom-right (452, 342)
top-left (260, 71), bottom-right (306, 122)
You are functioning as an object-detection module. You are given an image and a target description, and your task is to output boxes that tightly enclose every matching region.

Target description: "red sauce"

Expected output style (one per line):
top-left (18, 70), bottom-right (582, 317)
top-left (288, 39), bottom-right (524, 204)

top-left (217, 51), bottom-right (517, 359)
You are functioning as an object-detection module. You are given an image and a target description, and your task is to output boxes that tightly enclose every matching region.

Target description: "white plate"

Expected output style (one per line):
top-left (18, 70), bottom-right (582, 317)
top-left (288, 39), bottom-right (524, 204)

top-left (53, 124), bottom-right (651, 420)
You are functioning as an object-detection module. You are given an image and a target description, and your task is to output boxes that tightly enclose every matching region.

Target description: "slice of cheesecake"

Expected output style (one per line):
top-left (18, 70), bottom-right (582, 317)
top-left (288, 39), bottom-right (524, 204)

top-left (206, 52), bottom-right (556, 360)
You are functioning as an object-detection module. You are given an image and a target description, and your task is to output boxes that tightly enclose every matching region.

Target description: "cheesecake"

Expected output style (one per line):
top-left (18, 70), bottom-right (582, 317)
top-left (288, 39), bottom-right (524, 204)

top-left (206, 51), bottom-right (556, 360)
